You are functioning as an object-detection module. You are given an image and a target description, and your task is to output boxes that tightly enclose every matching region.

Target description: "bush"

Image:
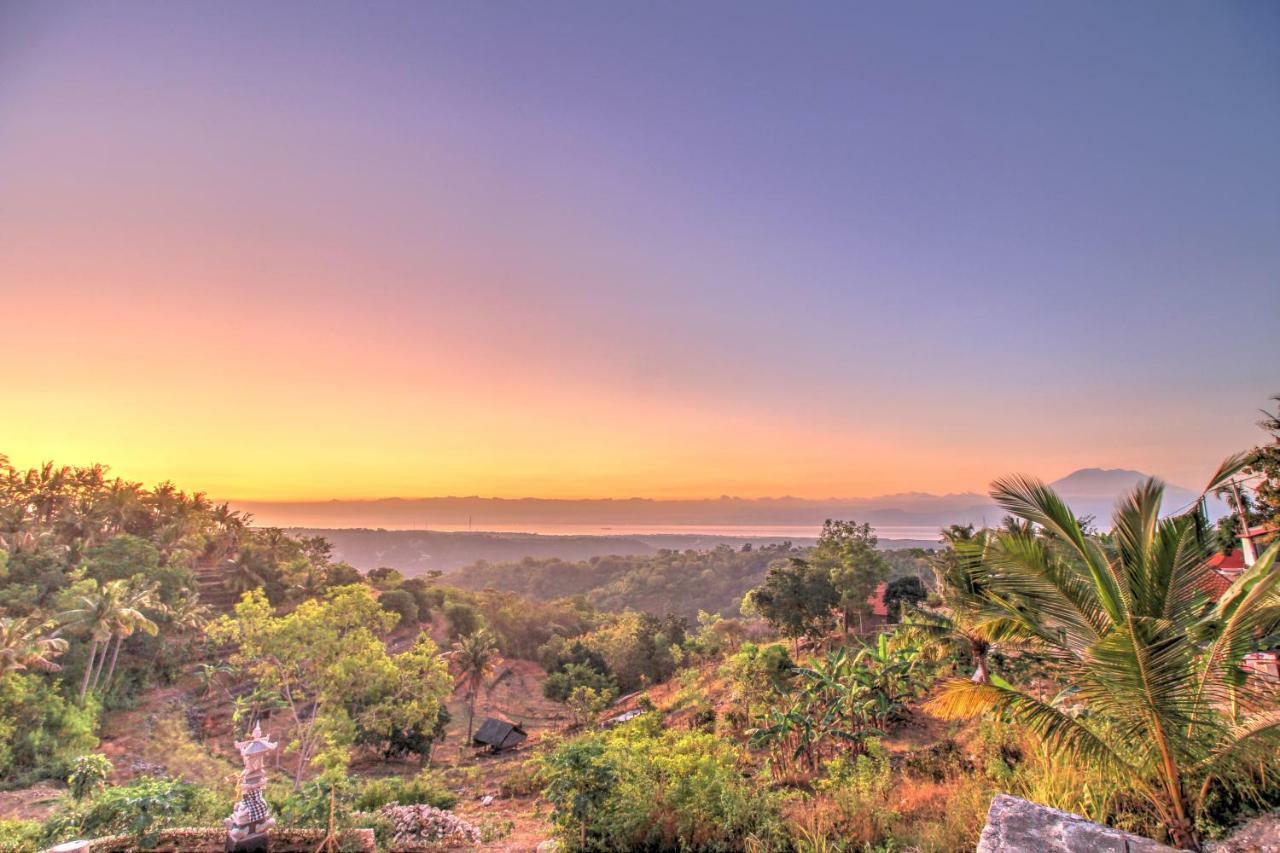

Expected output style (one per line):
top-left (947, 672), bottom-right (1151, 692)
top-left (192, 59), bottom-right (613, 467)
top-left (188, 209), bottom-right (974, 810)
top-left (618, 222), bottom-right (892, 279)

top-left (354, 770), bottom-right (457, 811)
top-left (0, 819), bottom-right (40, 851)
top-left (543, 663), bottom-right (616, 703)
top-left (498, 759), bottom-right (542, 798)
top-left (378, 589), bottom-right (419, 627)
top-left (541, 720), bottom-right (785, 851)
top-left (0, 673), bottom-right (98, 786)
top-left (69, 753), bottom-right (113, 801)
top-left (41, 777), bottom-right (226, 848)
top-left (444, 602), bottom-right (481, 639)
top-left (367, 566), bottom-right (404, 590)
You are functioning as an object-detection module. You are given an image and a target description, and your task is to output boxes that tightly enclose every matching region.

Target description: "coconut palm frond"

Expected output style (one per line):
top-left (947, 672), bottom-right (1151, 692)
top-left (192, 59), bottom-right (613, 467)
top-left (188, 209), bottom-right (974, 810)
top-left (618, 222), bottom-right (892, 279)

top-left (992, 475), bottom-right (1123, 625)
top-left (926, 677), bottom-right (1136, 777)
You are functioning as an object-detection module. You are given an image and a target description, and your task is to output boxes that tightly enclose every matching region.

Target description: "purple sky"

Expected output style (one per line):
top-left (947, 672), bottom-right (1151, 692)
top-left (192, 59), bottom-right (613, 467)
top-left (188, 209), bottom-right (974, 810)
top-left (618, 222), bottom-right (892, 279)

top-left (1, 1), bottom-right (1277, 499)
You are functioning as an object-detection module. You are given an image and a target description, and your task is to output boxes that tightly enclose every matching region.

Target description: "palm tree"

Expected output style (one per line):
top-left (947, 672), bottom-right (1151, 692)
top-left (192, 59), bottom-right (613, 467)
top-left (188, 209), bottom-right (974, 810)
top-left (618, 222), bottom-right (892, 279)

top-left (100, 582), bottom-right (159, 690)
top-left (165, 592), bottom-right (211, 636)
top-left (0, 616), bottom-right (69, 676)
top-left (900, 526), bottom-right (1027, 684)
top-left (451, 629), bottom-right (500, 743)
top-left (60, 583), bottom-right (117, 703)
top-left (927, 457), bottom-right (1280, 851)
top-left (224, 553), bottom-right (266, 595)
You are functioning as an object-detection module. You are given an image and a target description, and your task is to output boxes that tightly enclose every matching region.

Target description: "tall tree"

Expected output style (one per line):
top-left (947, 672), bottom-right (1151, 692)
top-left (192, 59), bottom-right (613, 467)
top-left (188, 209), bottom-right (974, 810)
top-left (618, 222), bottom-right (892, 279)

top-left (809, 520), bottom-right (888, 633)
top-left (100, 582), bottom-right (159, 690)
top-left (59, 582), bottom-right (118, 703)
top-left (451, 628), bottom-right (500, 743)
top-left (746, 557), bottom-right (839, 649)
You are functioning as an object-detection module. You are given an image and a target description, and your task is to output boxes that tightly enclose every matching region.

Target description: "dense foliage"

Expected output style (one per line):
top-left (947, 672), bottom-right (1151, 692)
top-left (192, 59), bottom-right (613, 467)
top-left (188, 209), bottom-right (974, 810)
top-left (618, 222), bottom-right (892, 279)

top-left (540, 715), bottom-right (787, 851)
top-left (452, 543), bottom-right (799, 618)
top-left (208, 586), bottom-right (452, 786)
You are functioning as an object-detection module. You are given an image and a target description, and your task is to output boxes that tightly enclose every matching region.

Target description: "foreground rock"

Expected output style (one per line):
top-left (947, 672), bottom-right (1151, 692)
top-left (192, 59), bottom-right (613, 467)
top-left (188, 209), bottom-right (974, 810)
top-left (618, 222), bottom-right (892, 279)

top-left (1207, 810), bottom-right (1280, 853)
top-left (977, 794), bottom-right (1177, 852)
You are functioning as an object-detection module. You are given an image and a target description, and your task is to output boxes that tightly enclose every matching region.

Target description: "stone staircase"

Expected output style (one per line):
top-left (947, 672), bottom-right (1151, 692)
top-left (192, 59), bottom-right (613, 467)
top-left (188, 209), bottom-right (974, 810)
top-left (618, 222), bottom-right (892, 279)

top-left (192, 558), bottom-right (240, 613)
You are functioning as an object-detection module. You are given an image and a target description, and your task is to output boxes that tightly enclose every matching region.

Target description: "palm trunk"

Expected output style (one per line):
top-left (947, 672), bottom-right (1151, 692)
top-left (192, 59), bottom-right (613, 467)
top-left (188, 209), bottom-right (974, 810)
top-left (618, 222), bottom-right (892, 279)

top-left (90, 634), bottom-right (111, 693)
top-left (104, 634), bottom-right (124, 690)
top-left (970, 653), bottom-right (989, 684)
top-left (970, 640), bottom-right (990, 684)
top-left (80, 639), bottom-right (99, 702)
top-left (466, 683), bottom-right (477, 743)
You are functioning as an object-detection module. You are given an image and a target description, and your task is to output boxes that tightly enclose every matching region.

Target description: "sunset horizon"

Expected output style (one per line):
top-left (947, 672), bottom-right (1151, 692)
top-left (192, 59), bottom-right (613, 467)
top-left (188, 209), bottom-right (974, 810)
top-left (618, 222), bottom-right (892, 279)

top-left (4, 2), bottom-right (1275, 507)
top-left (2, 4), bottom-right (1278, 848)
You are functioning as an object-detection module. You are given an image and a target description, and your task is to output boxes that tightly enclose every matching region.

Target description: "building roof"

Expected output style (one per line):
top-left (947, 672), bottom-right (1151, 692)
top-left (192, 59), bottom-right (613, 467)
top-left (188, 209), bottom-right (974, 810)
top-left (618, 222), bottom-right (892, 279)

top-left (1206, 550), bottom-right (1247, 572)
top-left (1196, 569), bottom-right (1234, 603)
top-left (472, 718), bottom-right (528, 749)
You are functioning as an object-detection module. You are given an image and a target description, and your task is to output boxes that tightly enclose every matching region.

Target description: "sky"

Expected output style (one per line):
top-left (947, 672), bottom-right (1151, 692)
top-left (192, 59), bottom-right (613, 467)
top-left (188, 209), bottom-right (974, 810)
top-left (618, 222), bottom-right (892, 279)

top-left (1, 1), bottom-right (1277, 502)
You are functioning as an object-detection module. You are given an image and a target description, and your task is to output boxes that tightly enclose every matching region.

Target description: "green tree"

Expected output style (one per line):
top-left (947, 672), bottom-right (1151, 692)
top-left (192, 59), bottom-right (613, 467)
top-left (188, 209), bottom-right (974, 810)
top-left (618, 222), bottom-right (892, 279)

top-left (100, 581), bottom-right (159, 691)
top-left (927, 461), bottom-right (1280, 850)
top-left (208, 585), bottom-right (451, 788)
top-left (378, 589), bottom-right (418, 627)
top-left (1244, 396), bottom-right (1280, 533)
top-left (882, 576), bottom-right (927, 621)
top-left (367, 566), bottom-right (404, 590)
top-left (444, 601), bottom-right (481, 640)
top-left (810, 520), bottom-right (889, 633)
top-left (544, 662), bottom-right (617, 704)
top-left (747, 557), bottom-right (838, 648)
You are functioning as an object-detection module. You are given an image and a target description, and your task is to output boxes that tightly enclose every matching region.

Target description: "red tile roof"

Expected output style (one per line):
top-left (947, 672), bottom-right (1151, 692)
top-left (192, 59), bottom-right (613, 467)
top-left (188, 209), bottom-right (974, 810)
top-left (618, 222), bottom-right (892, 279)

top-left (1206, 550), bottom-right (1247, 571)
top-left (1196, 569), bottom-right (1234, 603)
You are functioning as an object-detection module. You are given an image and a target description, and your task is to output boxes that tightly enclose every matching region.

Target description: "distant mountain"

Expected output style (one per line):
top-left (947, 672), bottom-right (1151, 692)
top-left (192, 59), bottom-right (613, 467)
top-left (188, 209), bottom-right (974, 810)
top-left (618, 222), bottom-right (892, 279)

top-left (1046, 468), bottom-right (1213, 524)
top-left (231, 467), bottom-right (1219, 547)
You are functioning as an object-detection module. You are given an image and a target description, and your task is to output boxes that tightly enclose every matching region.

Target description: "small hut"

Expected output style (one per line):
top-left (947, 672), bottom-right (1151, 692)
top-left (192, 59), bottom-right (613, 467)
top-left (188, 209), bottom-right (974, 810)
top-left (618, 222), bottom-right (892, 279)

top-left (472, 718), bottom-right (527, 753)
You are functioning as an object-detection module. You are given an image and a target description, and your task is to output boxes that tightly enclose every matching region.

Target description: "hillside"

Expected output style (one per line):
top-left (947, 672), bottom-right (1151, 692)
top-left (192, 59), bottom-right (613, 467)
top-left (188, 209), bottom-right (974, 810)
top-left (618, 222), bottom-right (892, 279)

top-left (448, 543), bottom-right (932, 619)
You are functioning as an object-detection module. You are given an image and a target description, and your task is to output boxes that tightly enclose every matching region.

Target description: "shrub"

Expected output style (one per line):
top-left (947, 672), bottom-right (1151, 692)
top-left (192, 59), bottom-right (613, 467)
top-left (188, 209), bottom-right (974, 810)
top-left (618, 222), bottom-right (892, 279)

top-left (354, 770), bottom-right (457, 811)
top-left (816, 742), bottom-right (897, 847)
top-left (378, 589), bottom-right (419, 627)
top-left (0, 673), bottom-right (98, 786)
top-left (41, 777), bottom-right (226, 848)
top-left (498, 759), bottom-right (542, 798)
top-left (0, 819), bottom-right (40, 851)
top-left (541, 721), bottom-right (785, 851)
top-left (543, 662), bottom-right (616, 703)
top-left (69, 753), bottom-right (113, 801)
top-left (444, 602), bottom-right (481, 639)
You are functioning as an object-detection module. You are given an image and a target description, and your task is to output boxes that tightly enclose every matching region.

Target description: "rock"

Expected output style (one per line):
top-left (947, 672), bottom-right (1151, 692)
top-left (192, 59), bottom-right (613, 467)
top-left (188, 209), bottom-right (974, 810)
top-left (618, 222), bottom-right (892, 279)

top-left (45, 842), bottom-right (91, 853)
top-left (1207, 810), bottom-right (1280, 853)
top-left (535, 841), bottom-right (560, 853)
top-left (977, 794), bottom-right (1178, 852)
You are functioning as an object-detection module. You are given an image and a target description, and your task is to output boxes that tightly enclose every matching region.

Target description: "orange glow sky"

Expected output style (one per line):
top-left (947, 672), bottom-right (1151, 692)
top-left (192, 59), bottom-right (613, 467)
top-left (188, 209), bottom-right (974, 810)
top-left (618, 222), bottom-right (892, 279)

top-left (2, 4), bottom-right (1277, 502)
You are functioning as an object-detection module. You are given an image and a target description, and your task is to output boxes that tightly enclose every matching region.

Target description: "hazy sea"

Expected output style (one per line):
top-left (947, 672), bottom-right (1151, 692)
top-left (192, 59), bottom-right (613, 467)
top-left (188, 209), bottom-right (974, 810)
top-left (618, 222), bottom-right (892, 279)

top-left (414, 522), bottom-right (942, 540)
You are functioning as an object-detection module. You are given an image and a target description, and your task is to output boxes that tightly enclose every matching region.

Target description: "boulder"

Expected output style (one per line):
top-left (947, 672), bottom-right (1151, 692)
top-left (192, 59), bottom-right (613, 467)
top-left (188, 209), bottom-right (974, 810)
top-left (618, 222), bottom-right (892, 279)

top-left (977, 794), bottom-right (1177, 852)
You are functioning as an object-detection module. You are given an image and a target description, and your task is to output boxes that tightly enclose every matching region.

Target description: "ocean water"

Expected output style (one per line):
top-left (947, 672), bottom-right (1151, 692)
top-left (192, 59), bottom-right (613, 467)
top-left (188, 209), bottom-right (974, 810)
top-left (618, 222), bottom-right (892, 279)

top-left (415, 522), bottom-right (942, 540)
